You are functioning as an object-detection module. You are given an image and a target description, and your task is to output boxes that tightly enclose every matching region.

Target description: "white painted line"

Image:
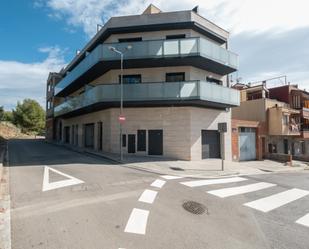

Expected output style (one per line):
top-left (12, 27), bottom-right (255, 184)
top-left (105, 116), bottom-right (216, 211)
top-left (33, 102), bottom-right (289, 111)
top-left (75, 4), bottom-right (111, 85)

top-left (138, 189), bottom-right (158, 204)
top-left (244, 188), bottom-right (309, 213)
top-left (124, 208), bottom-right (149, 235)
top-left (161, 175), bottom-right (183, 180)
top-left (180, 177), bottom-right (248, 187)
top-left (296, 213), bottom-right (309, 227)
top-left (208, 182), bottom-right (277, 198)
top-left (151, 179), bottom-right (166, 188)
top-left (42, 166), bottom-right (84, 192)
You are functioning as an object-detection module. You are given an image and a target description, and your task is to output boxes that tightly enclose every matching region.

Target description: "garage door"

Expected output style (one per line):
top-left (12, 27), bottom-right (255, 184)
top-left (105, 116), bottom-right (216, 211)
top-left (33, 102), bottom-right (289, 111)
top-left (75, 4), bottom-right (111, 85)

top-left (239, 127), bottom-right (256, 161)
top-left (201, 130), bottom-right (221, 159)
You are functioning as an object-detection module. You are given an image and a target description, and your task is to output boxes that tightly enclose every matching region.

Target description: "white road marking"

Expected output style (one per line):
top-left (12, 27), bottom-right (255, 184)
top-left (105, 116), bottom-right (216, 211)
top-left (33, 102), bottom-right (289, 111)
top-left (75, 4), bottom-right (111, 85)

top-left (138, 189), bottom-right (158, 204)
top-left (42, 166), bottom-right (84, 192)
top-left (124, 208), bottom-right (149, 235)
top-left (150, 179), bottom-right (166, 188)
top-left (296, 213), bottom-right (309, 227)
top-left (161, 175), bottom-right (183, 180)
top-left (244, 188), bottom-right (309, 212)
top-left (208, 182), bottom-right (277, 198)
top-left (180, 177), bottom-right (247, 187)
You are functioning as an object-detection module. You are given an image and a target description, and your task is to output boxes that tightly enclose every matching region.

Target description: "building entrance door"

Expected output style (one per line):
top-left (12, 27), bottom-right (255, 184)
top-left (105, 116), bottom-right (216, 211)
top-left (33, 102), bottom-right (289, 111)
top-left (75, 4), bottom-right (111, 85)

top-left (239, 128), bottom-right (256, 161)
top-left (202, 130), bottom-right (221, 159)
top-left (128, 134), bottom-right (136, 153)
top-left (148, 130), bottom-right (163, 155)
top-left (84, 123), bottom-right (94, 148)
top-left (284, 139), bottom-right (289, 154)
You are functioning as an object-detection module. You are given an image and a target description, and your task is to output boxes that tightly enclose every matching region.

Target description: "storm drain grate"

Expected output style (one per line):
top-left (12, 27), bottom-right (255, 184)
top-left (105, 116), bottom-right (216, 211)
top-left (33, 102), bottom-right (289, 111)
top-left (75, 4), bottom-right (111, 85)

top-left (182, 201), bottom-right (206, 215)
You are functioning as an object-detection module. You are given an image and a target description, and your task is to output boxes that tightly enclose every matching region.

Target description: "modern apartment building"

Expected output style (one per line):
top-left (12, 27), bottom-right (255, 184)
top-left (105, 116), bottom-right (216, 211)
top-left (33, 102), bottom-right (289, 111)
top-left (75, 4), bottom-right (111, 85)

top-left (231, 82), bottom-right (309, 162)
top-left (45, 4), bottom-right (239, 161)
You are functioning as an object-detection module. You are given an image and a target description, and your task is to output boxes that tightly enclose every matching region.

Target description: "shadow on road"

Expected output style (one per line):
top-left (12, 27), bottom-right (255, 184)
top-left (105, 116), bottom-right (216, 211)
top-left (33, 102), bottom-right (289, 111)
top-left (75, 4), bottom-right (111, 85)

top-left (8, 139), bottom-right (115, 167)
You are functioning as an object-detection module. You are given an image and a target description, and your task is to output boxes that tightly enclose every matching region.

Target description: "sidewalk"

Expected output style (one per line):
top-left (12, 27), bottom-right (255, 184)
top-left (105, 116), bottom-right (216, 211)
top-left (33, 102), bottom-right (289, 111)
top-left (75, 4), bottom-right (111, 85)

top-left (85, 149), bottom-right (309, 178)
top-left (50, 141), bottom-right (309, 179)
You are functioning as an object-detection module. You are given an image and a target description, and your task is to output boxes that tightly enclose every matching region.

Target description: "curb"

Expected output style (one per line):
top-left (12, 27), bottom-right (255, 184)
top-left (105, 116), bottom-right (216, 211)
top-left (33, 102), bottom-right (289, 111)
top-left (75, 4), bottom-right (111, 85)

top-left (0, 140), bottom-right (11, 249)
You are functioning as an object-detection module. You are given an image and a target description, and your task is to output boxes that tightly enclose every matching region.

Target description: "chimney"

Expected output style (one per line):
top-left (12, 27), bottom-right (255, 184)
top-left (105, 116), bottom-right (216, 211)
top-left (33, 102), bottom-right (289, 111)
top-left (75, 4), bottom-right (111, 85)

top-left (142, 4), bottom-right (162, 14)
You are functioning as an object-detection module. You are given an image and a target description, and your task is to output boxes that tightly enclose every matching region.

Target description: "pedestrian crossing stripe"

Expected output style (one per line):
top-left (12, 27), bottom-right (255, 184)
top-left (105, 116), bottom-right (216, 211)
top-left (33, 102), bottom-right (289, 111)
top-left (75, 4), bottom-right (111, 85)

top-left (296, 213), bottom-right (309, 228)
top-left (244, 188), bottom-right (309, 213)
top-left (208, 182), bottom-right (277, 198)
top-left (180, 177), bottom-right (247, 187)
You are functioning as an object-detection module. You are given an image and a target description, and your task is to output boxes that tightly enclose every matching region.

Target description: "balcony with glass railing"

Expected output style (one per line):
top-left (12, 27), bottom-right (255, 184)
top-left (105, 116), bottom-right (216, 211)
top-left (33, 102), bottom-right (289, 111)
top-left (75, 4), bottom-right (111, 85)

top-left (54, 81), bottom-right (240, 117)
top-left (55, 37), bottom-right (238, 96)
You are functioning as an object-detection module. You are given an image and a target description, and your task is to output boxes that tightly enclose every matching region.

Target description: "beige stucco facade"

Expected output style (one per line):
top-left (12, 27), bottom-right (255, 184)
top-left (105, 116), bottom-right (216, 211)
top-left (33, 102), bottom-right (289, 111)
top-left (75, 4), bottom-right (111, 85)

top-left (60, 106), bottom-right (231, 161)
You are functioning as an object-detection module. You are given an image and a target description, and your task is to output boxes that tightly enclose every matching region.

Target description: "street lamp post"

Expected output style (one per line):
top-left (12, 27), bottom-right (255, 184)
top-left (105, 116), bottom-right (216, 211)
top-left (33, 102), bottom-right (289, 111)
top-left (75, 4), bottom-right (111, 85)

top-left (108, 45), bottom-right (132, 162)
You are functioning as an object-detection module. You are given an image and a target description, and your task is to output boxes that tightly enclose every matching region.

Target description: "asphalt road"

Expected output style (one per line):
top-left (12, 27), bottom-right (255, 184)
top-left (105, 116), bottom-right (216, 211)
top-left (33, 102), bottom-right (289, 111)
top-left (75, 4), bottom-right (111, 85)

top-left (7, 139), bottom-right (309, 249)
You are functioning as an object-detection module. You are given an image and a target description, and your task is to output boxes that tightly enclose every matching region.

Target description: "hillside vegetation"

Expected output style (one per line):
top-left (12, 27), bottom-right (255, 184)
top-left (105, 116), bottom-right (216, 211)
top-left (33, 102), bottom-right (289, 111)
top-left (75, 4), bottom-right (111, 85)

top-left (0, 122), bottom-right (30, 139)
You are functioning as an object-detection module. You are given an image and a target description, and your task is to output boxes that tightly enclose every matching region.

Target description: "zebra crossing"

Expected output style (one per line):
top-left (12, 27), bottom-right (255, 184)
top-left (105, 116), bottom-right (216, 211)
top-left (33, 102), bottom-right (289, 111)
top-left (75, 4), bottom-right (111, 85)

top-left (180, 177), bottom-right (309, 228)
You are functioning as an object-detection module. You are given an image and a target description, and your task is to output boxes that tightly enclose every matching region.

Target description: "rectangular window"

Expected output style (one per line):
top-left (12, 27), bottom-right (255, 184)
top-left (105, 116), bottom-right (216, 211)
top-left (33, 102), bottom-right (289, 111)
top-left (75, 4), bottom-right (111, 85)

top-left (206, 77), bottom-right (223, 85)
top-left (137, 130), bottom-right (146, 151)
top-left (118, 37), bottom-right (142, 43)
top-left (119, 74), bottom-right (141, 84)
top-left (282, 115), bottom-right (289, 125)
top-left (122, 134), bottom-right (127, 147)
top-left (292, 95), bottom-right (301, 108)
top-left (166, 72), bottom-right (185, 82)
top-left (166, 34), bottom-right (186, 40)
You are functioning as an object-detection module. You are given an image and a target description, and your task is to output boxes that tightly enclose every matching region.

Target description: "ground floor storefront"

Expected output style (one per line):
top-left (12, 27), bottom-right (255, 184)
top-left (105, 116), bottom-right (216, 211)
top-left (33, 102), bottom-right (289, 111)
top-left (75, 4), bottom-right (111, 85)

top-left (49, 107), bottom-right (232, 161)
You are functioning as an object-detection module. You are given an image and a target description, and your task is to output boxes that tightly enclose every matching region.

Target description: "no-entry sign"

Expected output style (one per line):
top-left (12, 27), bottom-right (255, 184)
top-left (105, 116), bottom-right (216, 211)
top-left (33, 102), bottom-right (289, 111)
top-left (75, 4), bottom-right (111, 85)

top-left (118, 115), bottom-right (126, 123)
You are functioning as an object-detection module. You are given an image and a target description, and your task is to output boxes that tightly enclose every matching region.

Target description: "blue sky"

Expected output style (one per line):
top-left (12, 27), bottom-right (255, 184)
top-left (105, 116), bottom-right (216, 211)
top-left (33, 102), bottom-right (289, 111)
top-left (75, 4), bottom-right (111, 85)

top-left (0, 0), bottom-right (308, 110)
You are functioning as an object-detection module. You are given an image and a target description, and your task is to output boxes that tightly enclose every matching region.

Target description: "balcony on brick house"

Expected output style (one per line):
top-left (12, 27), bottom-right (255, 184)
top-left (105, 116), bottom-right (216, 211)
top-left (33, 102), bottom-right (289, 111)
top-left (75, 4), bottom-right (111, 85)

top-left (268, 106), bottom-right (301, 136)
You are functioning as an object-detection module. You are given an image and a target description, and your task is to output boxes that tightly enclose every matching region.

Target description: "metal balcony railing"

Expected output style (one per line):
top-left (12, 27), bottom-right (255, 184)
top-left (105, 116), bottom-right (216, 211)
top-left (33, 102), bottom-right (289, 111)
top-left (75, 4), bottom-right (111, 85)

top-left (54, 81), bottom-right (240, 117)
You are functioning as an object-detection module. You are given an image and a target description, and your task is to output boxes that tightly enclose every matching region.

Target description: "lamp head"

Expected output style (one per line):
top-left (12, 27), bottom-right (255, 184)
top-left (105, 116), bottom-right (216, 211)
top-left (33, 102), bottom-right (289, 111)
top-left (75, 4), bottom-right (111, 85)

top-left (108, 46), bottom-right (116, 51)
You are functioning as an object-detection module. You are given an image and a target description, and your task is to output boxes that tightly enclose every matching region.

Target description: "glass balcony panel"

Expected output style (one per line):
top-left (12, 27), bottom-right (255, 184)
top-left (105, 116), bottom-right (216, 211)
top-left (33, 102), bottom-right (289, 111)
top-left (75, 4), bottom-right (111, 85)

top-left (180, 82), bottom-right (198, 98)
top-left (55, 37), bottom-right (238, 96)
top-left (163, 83), bottom-right (180, 99)
top-left (54, 81), bottom-right (240, 117)
top-left (220, 49), bottom-right (229, 64)
top-left (180, 39), bottom-right (198, 54)
top-left (148, 40), bottom-right (163, 57)
top-left (200, 39), bottom-right (213, 58)
top-left (147, 83), bottom-right (163, 99)
top-left (229, 52), bottom-right (238, 68)
top-left (163, 40), bottom-right (179, 56)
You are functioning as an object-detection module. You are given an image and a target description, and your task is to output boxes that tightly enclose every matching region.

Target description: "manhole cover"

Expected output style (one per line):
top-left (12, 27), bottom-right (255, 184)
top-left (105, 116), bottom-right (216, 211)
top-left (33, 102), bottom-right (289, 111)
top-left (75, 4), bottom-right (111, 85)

top-left (182, 201), bottom-right (206, 215)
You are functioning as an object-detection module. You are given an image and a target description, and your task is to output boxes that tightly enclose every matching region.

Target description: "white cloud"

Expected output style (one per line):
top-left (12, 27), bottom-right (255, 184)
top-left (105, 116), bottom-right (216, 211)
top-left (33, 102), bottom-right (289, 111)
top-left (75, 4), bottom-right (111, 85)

top-left (0, 46), bottom-right (66, 110)
top-left (43, 0), bottom-right (309, 37)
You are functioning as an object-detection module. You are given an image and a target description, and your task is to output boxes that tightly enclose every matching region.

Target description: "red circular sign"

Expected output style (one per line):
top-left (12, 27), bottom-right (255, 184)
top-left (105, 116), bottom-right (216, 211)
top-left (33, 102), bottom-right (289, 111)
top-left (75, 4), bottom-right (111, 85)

top-left (118, 115), bottom-right (126, 123)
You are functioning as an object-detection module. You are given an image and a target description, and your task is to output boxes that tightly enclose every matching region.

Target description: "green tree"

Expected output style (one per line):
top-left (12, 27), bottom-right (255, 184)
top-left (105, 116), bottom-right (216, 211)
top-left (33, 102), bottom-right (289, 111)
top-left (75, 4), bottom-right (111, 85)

top-left (3, 111), bottom-right (13, 122)
top-left (13, 99), bottom-right (45, 134)
top-left (0, 106), bottom-right (3, 121)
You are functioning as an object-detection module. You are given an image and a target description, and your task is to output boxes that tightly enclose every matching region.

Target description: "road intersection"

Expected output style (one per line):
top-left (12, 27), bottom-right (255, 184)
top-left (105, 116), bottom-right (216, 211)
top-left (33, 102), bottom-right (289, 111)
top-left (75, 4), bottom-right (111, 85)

top-left (6, 139), bottom-right (309, 249)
